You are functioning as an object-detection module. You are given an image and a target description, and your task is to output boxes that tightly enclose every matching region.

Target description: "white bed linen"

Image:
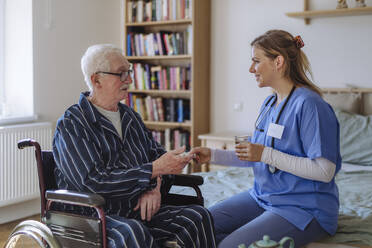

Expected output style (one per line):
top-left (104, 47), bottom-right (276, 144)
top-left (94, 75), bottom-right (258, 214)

top-left (170, 165), bottom-right (372, 246)
top-left (341, 162), bottom-right (372, 172)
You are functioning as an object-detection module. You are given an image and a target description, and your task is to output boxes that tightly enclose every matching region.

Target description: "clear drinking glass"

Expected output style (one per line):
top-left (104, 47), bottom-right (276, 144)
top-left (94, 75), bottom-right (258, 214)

top-left (234, 135), bottom-right (251, 145)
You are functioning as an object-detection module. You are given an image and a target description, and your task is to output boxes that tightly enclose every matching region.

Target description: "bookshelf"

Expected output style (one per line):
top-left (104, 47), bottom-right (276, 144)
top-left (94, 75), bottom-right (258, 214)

top-left (124, 0), bottom-right (211, 172)
top-left (286, 0), bottom-right (372, 24)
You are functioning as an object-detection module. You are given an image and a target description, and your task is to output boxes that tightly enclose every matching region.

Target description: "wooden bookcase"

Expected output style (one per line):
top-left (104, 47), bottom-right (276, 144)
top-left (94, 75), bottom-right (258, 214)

top-left (123, 0), bottom-right (211, 172)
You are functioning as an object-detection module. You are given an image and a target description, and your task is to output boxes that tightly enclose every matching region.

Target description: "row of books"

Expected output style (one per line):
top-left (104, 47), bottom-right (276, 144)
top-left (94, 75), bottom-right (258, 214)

top-left (130, 63), bottom-right (191, 90)
top-left (126, 28), bottom-right (192, 56)
top-left (152, 128), bottom-right (191, 151)
top-left (128, 94), bottom-right (190, 123)
top-left (127, 0), bottom-right (192, 23)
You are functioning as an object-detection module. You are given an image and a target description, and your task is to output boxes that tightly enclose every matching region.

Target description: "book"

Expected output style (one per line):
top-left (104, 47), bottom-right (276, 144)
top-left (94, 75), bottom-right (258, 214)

top-left (167, 33), bottom-right (174, 55)
top-left (130, 33), bottom-right (136, 56)
top-left (152, 98), bottom-right (159, 121)
top-left (156, 98), bottom-right (165, 121)
top-left (132, 1), bottom-right (137, 22)
top-left (177, 99), bottom-right (183, 123)
top-left (150, 66), bottom-right (161, 89)
top-left (169, 98), bottom-right (176, 122)
top-left (156, 32), bottom-right (164, 55)
top-left (139, 97), bottom-right (147, 120)
top-left (137, 0), bottom-right (144, 22)
top-left (145, 96), bottom-right (154, 121)
top-left (127, 1), bottom-right (133, 23)
top-left (162, 0), bottom-right (168, 20)
top-left (162, 33), bottom-right (170, 55)
top-left (145, 0), bottom-right (152, 21)
top-left (151, 0), bottom-right (156, 21)
top-left (172, 33), bottom-right (178, 55)
top-left (127, 34), bottom-right (132, 56)
top-left (174, 129), bottom-right (180, 148)
top-left (165, 128), bottom-right (171, 151)
top-left (144, 64), bottom-right (151, 89)
top-left (184, 99), bottom-right (190, 121)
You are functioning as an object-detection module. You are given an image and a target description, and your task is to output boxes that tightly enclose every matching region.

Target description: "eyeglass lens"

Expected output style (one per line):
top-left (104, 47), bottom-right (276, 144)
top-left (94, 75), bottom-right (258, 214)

top-left (120, 71), bottom-right (132, 81)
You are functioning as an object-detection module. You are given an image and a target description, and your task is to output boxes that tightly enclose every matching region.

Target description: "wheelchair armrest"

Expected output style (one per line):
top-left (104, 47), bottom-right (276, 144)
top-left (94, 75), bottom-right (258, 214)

top-left (162, 174), bottom-right (204, 206)
top-left (173, 174), bottom-right (203, 186)
top-left (46, 189), bottom-right (105, 208)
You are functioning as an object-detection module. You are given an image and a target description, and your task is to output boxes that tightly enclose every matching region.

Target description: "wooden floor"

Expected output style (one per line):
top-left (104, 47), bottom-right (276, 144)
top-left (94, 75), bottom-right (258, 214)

top-left (0, 214), bottom-right (40, 247)
top-left (1, 214), bottom-right (371, 248)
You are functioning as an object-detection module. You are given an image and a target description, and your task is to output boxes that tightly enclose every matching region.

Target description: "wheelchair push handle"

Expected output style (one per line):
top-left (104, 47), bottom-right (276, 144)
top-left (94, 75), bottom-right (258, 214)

top-left (17, 138), bottom-right (41, 150)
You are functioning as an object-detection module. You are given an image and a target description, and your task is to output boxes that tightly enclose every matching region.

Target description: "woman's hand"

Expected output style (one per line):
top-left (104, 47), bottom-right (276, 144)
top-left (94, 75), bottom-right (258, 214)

top-left (235, 142), bottom-right (265, 162)
top-left (152, 146), bottom-right (194, 177)
top-left (134, 177), bottom-right (162, 221)
top-left (190, 147), bottom-right (211, 165)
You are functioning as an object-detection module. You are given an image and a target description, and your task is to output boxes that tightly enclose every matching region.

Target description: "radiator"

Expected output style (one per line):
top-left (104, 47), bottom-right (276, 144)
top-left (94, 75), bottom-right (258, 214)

top-left (0, 122), bottom-right (53, 207)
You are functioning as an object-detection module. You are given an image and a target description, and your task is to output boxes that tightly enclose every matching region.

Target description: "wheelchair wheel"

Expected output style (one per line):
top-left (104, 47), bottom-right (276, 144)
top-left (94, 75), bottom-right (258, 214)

top-left (4, 220), bottom-right (61, 248)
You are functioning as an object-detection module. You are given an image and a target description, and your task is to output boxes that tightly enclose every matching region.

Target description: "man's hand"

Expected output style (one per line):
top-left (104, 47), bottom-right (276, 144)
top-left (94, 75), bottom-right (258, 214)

top-left (152, 146), bottom-right (194, 177)
top-left (235, 142), bottom-right (265, 162)
top-left (134, 177), bottom-right (161, 221)
top-left (190, 147), bottom-right (211, 165)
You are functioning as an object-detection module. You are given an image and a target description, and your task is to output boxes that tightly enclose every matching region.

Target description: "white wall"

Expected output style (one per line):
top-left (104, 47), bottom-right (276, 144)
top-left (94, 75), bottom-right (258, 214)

top-left (33, 0), bottom-right (122, 125)
top-left (210, 0), bottom-right (372, 134)
top-left (33, 0), bottom-right (372, 134)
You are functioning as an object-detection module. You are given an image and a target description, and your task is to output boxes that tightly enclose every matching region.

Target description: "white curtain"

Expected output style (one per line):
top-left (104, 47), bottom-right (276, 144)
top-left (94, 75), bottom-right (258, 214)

top-left (0, 0), bottom-right (5, 116)
top-left (0, 0), bottom-right (34, 124)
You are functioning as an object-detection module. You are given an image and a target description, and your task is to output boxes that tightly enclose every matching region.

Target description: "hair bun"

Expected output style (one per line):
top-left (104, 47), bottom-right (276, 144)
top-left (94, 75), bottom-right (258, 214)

top-left (294, 35), bottom-right (304, 49)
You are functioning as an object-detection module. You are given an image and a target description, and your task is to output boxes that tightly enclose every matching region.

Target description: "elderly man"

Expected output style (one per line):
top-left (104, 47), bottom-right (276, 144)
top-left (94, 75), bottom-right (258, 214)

top-left (53, 44), bottom-right (216, 248)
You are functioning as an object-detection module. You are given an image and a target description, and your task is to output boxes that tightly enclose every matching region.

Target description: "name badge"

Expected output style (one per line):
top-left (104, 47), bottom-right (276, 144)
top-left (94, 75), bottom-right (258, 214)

top-left (267, 123), bottom-right (284, 139)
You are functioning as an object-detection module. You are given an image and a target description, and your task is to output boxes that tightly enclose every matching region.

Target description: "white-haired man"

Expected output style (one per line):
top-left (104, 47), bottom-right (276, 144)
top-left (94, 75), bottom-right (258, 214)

top-left (53, 44), bottom-right (216, 247)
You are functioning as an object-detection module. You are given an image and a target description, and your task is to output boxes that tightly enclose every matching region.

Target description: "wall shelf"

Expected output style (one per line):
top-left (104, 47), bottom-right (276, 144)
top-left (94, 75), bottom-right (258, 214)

top-left (286, 0), bottom-right (372, 24)
top-left (128, 90), bottom-right (191, 98)
top-left (144, 121), bottom-right (192, 129)
top-left (126, 19), bottom-right (192, 27)
top-left (127, 55), bottom-right (191, 60)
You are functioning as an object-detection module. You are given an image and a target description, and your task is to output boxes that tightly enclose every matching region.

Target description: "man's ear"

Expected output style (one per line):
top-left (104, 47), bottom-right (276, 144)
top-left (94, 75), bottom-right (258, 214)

top-left (91, 74), bottom-right (100, 87)
top-left (275, 55), bottom-right (285, 71)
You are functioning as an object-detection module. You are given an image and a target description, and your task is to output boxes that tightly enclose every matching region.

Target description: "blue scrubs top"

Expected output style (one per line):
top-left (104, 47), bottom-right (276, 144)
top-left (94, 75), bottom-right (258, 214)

top-left (250, 87), bottom-right (341, 235)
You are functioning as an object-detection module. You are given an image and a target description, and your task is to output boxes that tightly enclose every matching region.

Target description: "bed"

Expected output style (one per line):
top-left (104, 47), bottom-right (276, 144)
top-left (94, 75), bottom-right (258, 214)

top-left (171, 88), bottom-right (372, 248)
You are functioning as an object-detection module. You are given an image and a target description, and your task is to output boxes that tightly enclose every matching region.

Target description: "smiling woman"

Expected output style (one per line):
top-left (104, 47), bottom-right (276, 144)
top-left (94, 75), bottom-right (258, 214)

top-left (0, 0), bottom-right (34, 125)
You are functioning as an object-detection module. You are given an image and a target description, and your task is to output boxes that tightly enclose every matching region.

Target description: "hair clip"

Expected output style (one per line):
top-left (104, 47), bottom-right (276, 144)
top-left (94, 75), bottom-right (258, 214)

top-left (294, 35), bottom-right (304, 49)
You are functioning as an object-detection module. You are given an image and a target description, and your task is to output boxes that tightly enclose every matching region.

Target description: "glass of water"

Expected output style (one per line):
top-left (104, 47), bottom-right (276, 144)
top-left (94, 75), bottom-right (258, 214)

top-left (234, 135), bottom-right (251, 145)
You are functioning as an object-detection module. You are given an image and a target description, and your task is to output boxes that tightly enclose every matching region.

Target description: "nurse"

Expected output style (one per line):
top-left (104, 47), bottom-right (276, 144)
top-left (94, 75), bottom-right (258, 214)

top-left (192, 30), bottom-right (341, 248)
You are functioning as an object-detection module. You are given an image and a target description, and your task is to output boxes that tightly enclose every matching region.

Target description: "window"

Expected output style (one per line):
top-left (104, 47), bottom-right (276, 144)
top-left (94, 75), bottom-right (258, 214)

top-left (0, 0), bottom-right (4, 117)
top-left (0, 0), bottom-right (35, 125)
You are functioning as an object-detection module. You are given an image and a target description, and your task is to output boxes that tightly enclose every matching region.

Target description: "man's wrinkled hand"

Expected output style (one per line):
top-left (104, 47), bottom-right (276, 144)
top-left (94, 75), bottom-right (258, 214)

top-left (134, 178), bottom-right (162, 221)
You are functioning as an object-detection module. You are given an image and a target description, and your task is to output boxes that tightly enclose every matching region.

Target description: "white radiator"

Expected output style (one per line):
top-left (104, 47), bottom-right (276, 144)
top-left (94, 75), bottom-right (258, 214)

top-left (0, 122), bottom-right (53, 207)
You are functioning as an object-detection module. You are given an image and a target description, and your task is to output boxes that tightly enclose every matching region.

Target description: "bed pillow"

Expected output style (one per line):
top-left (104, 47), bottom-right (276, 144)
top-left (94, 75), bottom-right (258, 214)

top-left (335, 109), bottom-right (372, 166)
top-left (323, 93), bottom-right (362, 114)
top-left (362, 93), bottom-right (372, 115)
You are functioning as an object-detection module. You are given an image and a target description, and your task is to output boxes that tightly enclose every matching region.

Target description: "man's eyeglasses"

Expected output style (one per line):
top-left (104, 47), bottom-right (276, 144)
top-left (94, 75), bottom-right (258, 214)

top-left (96, 70), bottom-right (133, 82)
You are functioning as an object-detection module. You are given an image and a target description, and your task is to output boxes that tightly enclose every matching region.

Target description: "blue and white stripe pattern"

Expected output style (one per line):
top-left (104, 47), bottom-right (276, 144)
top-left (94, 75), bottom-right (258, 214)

top-left (53, 92), bottom-right (216, 247)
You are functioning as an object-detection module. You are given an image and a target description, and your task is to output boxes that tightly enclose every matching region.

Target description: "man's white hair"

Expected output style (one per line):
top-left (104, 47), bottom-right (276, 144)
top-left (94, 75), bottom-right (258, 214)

top-left (81, 44), bottom-right (124, 91)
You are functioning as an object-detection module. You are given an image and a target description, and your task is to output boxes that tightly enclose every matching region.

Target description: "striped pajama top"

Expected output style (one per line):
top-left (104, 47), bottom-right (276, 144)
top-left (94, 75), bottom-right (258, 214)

top-left (53, 92), bottom-right (165, 217)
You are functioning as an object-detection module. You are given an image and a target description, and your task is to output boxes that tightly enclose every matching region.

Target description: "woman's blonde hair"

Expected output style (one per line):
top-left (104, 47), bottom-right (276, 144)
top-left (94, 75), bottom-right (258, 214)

top-left (251, 30), bottom-right (322, 96)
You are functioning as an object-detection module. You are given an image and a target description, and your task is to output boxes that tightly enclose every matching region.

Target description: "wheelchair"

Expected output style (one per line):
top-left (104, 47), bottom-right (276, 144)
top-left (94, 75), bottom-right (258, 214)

top-left (5, 139), bottom-right (205, 248)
